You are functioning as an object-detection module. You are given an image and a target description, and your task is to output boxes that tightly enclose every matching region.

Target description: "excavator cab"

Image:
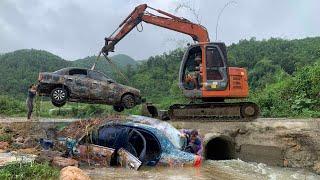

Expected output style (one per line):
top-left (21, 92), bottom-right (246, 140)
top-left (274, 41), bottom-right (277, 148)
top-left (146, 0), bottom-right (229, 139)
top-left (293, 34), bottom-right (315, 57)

top-left (179, 43), bottom-right (229, 99)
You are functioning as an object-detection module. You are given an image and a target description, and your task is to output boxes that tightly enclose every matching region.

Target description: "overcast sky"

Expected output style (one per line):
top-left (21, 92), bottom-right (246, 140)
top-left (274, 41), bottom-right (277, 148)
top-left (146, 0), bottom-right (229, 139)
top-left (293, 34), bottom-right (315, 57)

top-left (0, 0), bottom-right (319, 60)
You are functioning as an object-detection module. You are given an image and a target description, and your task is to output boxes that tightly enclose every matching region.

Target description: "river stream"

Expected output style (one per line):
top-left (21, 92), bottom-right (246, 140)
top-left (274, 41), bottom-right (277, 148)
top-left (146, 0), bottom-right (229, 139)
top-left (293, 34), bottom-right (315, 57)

top-left (84, 159), bottom-right (319, 180)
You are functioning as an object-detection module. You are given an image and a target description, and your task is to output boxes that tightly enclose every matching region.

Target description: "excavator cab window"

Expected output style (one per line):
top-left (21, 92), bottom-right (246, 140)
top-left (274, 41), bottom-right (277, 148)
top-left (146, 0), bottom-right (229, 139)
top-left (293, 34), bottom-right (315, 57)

top-left (205, 46), bottom-right (224, 80)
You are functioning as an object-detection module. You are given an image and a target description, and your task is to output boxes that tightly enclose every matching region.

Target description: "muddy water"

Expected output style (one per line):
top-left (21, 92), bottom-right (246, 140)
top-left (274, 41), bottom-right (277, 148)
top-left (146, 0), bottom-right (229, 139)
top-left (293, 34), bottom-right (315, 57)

top-left (84, 160), bottom-right (319, 180)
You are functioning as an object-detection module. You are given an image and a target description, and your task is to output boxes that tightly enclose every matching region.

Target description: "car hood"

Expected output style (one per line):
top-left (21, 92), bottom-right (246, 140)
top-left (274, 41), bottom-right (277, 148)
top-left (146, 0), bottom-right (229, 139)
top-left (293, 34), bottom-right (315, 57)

top-left (127, 115), bottom-right (185, 149)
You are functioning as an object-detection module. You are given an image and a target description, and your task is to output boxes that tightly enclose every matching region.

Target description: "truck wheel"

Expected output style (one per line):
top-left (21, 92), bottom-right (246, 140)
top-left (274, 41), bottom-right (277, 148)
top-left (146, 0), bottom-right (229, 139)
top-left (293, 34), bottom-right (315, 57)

top-left (122, 94), bottom-right (136, 109)
top-left (51, 87), bottom-right (68, 104)
top-left (113, 105), bottom-right (124, 112)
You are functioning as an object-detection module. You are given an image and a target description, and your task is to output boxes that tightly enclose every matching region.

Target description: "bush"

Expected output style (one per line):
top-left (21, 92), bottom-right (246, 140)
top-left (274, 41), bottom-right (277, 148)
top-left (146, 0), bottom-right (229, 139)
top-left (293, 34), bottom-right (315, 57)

top-left (0, 162), bottom-right (59, 180)
top-left (0, 134), bottom-right (13, 143)
top-left (250, 61), bottom-right (320, 117)
top-left (0, 96), bottom-right (26, 116)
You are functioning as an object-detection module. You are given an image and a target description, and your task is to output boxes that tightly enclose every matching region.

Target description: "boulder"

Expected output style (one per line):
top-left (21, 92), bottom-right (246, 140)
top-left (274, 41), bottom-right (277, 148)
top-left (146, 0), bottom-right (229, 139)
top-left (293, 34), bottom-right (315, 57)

top-left (60, 166), bottom-right (90, 180)
top-left (0, 141), bottom-right (9, 150)
top-left (52, 156), bottom-right (78, 168)
top-left (36, 150), bottom-right (63, 163)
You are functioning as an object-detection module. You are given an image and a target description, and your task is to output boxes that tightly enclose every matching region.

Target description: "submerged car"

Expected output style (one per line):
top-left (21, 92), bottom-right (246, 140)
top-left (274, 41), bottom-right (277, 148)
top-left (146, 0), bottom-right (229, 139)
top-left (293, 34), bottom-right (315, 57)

top-left (37, 67), bottom-right (142, 112)
top-left (57, 115), bottom-right (202, 170)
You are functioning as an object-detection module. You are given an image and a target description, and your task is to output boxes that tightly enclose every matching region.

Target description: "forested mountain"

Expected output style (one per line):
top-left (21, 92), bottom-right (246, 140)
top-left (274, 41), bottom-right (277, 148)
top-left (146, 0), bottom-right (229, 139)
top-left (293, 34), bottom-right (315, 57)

top-left (0, 49), bottom-right (71, 98)
top-left (0, 37), bottom-right (319, 117)
top-left (73, 54), bottom-right (137, 77)
top-left (0, 49), bottom-right (136, 98)
top-left (227, 37), bottom-right (320, 89)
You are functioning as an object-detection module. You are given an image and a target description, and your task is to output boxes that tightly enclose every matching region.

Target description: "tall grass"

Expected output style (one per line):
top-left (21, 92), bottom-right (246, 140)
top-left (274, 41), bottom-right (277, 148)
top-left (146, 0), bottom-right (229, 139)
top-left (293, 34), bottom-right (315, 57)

top-left (0, 162), bottom-right (59, 180)
top-left (0, 95), bottom-right (121, 118)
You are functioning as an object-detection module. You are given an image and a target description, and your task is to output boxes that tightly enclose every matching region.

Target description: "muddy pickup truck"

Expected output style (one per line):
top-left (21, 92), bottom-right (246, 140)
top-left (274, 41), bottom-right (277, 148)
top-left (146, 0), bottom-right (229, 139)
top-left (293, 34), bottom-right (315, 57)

top-left (37, 67), bottom-right (142, 112)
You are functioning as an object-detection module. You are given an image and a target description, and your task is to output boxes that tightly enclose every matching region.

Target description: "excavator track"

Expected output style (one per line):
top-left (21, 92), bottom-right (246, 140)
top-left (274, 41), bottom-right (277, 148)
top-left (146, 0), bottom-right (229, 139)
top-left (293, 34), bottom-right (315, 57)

top-left (168, 102), bottom-right (260, 121)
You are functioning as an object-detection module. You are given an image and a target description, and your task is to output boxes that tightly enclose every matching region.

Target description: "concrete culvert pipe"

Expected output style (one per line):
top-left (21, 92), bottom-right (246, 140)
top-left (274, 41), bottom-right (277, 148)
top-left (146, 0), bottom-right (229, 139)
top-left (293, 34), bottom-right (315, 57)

top-left (205, 136), bottom-right (235, 160)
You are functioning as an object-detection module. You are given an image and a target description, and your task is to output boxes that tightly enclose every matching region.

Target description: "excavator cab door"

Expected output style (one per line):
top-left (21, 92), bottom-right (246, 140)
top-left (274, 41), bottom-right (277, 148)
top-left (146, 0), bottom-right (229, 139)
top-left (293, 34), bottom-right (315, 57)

top-left (179, 45), bottom-right (203, 98)
top-left (203, 43), bottom-right (228, 91)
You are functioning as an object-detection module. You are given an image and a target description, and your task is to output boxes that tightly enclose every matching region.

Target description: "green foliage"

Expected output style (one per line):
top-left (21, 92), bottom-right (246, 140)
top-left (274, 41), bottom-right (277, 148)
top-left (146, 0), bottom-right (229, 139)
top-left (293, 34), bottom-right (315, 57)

top-left (0, 49), bottom-right (71, 99)
top-left (1, 37), bottom-right (320, 118)
top-left (36, 101), bottom-right (113, 119)
top-left (72, 54), bottom-right (137, 80)
top-left (124, 48), bottom-right (187, 106)
top-left (0, 95), bottom-right (26, 116)
top-left (0, 162), bottom-right (59, 180)
top-left (0, 134), bottom-right (13, 143)
top-left (228, 37), bottom-right (320, 75)
top-left (250, 61), bottom-right (320, 117)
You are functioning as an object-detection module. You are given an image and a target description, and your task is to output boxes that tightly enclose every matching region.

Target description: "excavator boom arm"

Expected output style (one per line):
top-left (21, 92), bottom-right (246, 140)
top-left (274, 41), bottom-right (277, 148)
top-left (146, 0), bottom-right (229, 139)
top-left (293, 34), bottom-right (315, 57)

top-left (102, 4), bottom-right (209, 54)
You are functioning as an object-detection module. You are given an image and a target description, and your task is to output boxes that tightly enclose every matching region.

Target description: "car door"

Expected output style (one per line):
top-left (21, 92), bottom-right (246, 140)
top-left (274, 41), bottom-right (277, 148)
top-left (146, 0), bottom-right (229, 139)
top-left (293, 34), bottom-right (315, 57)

top-left (67, 69), bottom-right (91, 99)
top-left (88, 70), bottom-right (117, 103)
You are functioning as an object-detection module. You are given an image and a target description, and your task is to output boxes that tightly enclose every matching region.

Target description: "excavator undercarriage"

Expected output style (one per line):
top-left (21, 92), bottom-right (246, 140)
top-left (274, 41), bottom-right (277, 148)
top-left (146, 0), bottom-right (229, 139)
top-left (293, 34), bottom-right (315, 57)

top-left (168, 102), bottom-right (260, 121)
top-left (142, 102), bottom-right (259, 122)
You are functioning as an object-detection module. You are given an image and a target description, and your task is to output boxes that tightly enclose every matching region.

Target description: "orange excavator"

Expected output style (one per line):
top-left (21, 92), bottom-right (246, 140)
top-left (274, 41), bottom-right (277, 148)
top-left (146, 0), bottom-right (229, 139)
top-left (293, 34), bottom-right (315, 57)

top-left (99, 4), bottom-right (259, 121)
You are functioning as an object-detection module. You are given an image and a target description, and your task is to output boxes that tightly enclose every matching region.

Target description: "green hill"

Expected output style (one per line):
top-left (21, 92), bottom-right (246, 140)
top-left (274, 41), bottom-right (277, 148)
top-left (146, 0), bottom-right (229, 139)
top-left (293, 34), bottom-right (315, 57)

top-left (123, 37), bottom-right (320, 117)
top-left (0, 49), bottom-right (71, 98)
top-left (0, 37), bottom-right (319, 118)
top-left (0, 49), bottom-right (136, 98)
top-left (227, 37), bottom-right (320, 89)
top-left (72, 54), bottom-right (137, 76)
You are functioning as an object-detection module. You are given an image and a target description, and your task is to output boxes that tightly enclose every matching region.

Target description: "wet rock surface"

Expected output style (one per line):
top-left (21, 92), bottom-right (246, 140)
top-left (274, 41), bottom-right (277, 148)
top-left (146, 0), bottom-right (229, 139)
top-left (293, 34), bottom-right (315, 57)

top-left (53, 156), bottom-right (79, 168)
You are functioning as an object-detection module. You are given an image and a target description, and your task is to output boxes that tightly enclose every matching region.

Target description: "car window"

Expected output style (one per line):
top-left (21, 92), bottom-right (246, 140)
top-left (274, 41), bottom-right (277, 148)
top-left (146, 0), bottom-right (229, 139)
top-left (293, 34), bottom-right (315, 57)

top-left (69, 69), bottom-right (87, 77)
top-left (88, 70), bottom-right (112, 82)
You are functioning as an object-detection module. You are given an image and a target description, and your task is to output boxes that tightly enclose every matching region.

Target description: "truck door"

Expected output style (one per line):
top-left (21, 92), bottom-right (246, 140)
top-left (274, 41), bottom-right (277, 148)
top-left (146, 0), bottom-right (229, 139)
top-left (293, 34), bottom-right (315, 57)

top-left (204, 45), bottom-right (228, 91)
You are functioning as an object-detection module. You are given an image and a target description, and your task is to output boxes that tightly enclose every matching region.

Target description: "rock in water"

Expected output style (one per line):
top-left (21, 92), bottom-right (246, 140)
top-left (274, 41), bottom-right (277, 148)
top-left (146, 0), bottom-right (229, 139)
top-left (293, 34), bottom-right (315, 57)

top-left (60, 166), bottom-right (91, 180)
top-left (0, 141), bottom-right (9, 150)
